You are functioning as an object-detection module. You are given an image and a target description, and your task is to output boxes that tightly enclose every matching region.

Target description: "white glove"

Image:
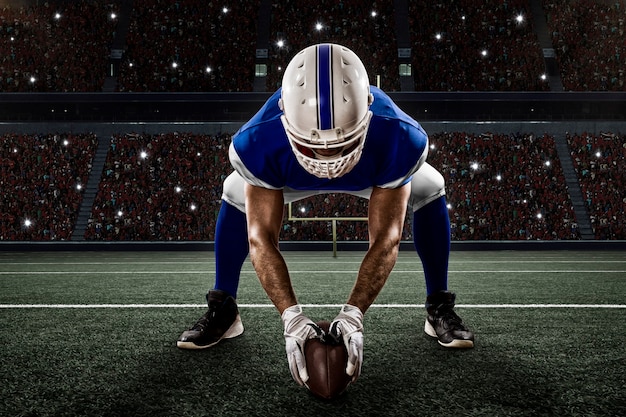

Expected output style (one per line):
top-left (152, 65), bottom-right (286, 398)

top-left (329, 304), bottom-right (364, 382)
top-left (281, 305), bottom-right (321, 386)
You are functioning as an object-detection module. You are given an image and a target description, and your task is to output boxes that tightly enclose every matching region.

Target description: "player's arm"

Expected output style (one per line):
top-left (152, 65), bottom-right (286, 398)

top-left (347, 183), bottom-right (411, 312)
top-left (244, 182), bottom-right (296, 314)
top-left (245, 182), bottom-right (321, 386)
top-left (330, 182), bottom-right (411, 381)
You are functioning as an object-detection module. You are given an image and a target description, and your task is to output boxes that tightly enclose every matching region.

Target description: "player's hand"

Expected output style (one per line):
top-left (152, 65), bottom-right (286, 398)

top-left (281, 305), bottom-right (321, 386)
top-left (329, 304), bottom-right (364, 382)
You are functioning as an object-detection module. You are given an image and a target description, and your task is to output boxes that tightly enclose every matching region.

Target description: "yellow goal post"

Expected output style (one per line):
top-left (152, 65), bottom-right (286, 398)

top-left (287, 202), bottom-right (368, 257)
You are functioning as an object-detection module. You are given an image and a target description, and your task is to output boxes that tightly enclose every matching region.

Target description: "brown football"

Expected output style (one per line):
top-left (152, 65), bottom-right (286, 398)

top-left (303, 321), bottom-right (352, 400)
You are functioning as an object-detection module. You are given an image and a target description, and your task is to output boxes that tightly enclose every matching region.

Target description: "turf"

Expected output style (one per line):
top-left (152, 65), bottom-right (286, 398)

top-left (1, 250), bottom-right (625, 416)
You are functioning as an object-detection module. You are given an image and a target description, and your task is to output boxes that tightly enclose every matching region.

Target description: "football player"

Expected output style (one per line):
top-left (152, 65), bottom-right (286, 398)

top-left (177, 44), bottom-right (474, 386)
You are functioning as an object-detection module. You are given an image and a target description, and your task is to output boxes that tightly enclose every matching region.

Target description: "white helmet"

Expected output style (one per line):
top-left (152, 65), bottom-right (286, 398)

top-left (279, 43), bottom-right (374, 179)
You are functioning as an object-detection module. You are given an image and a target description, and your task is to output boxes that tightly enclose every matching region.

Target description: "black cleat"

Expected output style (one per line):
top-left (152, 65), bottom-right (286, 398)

top-left (177, 289), bottom-right (244, 350)
top-left (424, 291), bottom-right (474, 348)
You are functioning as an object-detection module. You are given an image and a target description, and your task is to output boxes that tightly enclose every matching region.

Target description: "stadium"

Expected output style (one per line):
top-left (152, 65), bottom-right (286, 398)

top-left (1, 0), bottom-right (625, 416)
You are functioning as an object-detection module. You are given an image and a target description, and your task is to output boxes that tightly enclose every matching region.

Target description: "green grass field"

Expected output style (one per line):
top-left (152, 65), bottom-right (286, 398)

top-left (1, 250), bottom-right (625, 417)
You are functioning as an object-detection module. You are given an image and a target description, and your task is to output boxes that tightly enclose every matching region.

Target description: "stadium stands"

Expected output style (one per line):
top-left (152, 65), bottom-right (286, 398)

top-left (0, 1), bottom-right (117, 92)
top-left (1, 129), bottom-right (623, 241)
top-left (544, 0), bottom-right (625, 91)
top-left (117, 0), bottom-right (258, 92)
top-left (0, 2), bottom-right (624, 243)
top-left (0, 132), bottom-right (98, 240)
top-left (2, 0), bottom-right (624, 92)
top-left (567, 132), bottom-right (626, 238)
top-left (408, 0), bottom-right (549, 91)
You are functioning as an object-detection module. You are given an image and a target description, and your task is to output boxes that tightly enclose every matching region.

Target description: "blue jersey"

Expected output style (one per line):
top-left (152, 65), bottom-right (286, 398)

top-left (229, 86), bottom-right (428, 191)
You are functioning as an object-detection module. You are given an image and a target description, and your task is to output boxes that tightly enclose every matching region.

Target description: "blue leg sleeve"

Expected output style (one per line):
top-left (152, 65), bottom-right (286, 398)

top-left (213, 201), bottom-right (249, 298)
top-left (412, 196), bottom-right (450, 296)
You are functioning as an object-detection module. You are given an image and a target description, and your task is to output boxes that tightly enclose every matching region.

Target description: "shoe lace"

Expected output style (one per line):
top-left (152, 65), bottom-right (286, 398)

top-left (191, 304), bottom-right (218, 331)
top-left (436, 307), bottom-right (467, 330)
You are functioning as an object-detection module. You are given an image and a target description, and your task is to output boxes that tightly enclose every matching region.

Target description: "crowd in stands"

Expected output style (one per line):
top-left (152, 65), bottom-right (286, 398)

top-left (3, 0), bottom-right (624, 92)
top-left (85, 132), bottom-right (230, 240)
top-left (568, 132), bottom-right (625, 239)
top-left (427, 131), bottom-right (579, 240)
top-left (117, 0), bottom-right (258, 92)
top-left (0, 132), bottom-right (97, 240)
top-left (409, 0), bottom-right (549, 91)
top-left (268, 0), bottom-right (400, 91)
top-left (544, 0), bottom-right (625, 91)
top-left (0, 1), bottom-right (117, 92)
top-left (3, 130), bottom-right (625, 241)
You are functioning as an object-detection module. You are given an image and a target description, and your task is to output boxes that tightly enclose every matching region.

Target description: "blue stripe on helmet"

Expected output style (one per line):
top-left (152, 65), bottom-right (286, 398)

top-left (317, 44), bottom-right (333, 130)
